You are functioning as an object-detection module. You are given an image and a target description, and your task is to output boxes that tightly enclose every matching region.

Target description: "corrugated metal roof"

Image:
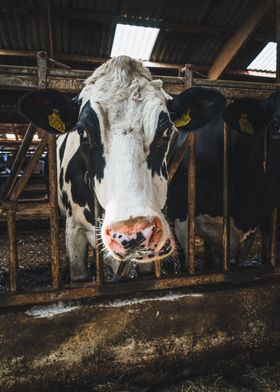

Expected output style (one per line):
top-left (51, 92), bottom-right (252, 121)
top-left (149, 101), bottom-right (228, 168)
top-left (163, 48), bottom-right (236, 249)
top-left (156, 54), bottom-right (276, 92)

top-left (247, 42), bottom-right (276, 72)
top-left (0, 0), bottom-right (276, 73)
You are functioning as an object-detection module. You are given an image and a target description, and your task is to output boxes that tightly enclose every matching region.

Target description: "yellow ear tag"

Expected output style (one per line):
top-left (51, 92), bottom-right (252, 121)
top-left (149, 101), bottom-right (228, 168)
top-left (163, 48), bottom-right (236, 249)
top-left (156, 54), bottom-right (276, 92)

top-left (239, 114), bottom-right (254, 135)
top-left (174, 112), bottom-right (192, 128)
top-left (48, 109), bottom-right (66, 133)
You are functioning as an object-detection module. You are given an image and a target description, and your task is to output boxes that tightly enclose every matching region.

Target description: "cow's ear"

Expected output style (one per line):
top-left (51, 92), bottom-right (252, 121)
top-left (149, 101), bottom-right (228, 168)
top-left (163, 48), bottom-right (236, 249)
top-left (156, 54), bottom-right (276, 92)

top-left (18, 89), bottom-right (79, 134)
top-left (223, 98), bottom-right (267, 136)
top-left (167, 87), bottom-right (226, 131)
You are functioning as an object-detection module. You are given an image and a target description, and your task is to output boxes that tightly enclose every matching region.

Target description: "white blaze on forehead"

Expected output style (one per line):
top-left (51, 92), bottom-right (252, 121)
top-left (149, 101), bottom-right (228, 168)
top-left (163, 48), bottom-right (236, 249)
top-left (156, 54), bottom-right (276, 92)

top-left (77, 56), bottom-right (170, 222)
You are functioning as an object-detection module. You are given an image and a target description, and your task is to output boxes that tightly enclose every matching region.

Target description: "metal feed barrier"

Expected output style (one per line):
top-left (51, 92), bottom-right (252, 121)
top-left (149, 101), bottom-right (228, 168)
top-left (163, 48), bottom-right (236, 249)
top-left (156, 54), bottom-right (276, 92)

top-left (0, 53), bottom-right (279, 307)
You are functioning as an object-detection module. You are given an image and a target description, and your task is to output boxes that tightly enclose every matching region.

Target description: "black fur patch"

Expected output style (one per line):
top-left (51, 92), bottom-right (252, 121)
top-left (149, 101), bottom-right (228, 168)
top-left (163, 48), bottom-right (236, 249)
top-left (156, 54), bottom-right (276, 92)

top-left (83, 208), bottom-right (95, 225)
top-left (77, 101), bottom-right (106, 183)
top-left (65, 147), bottom-right (94, 212)
top-left (59, 167), bottom-right (64, 190)
top-left (59, 133), bottom-right (69, 164)
top-left (147, 111), bottom-right (171, 179)
top-left (62, 191), bottom-right (72, 216)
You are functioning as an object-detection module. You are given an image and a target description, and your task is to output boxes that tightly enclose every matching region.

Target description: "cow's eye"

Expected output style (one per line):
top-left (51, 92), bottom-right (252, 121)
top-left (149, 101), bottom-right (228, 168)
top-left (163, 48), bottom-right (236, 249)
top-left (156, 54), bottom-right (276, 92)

top-left (78, 128), bottom-right (89, 142)
top-left (162, 128), bottom-right (171, 141)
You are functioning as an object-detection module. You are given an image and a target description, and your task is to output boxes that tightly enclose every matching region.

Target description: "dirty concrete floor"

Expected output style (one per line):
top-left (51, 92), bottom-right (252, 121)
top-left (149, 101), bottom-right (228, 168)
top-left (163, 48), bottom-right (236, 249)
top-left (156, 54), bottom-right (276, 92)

top-left (91, 362), bottom-right (280, 391)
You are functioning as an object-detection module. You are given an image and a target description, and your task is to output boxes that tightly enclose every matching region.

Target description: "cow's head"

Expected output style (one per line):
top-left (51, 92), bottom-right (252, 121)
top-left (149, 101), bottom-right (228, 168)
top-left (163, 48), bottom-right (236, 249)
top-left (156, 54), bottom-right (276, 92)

top-left (223, 90), bottom-right (280, 140)
top-left (19, 56), bottom-right (224, 264)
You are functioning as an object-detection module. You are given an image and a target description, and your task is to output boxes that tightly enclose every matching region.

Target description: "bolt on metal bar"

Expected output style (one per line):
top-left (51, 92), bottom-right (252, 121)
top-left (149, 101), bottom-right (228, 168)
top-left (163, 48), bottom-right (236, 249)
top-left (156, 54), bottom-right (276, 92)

top-left (7, 209), bottom-right (18, 293)
top-left (0, 123), bottom-right (36, 200)
top-left (48, 134), bottom-right (60, 289)
top-left (270, 208), bottom-right (278, 266)
top-left (94, 193), bottom-right (103, 285)
top-left (223, 123), bottom-right (230, 271)
top-left (187, 131), bottom-right (196, 274)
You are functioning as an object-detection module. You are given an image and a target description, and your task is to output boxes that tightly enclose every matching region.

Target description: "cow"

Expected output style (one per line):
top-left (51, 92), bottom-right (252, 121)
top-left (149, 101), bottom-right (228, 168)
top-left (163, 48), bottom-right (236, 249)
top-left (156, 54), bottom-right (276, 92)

top-left (168, 90), bottom-right (280, 266)
top-left (18, 56), bottom-right (224, 281)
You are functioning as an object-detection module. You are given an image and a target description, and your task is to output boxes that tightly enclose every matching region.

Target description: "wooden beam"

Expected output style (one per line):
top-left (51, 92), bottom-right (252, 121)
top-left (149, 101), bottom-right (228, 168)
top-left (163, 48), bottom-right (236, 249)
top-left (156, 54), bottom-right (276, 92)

top-left (208, 0), bottom-right (274, 80)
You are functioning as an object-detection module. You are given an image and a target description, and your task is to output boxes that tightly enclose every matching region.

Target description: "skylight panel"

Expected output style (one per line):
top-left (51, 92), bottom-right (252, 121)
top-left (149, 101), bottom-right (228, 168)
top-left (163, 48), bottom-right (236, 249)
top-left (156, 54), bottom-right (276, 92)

top-left (247, 42), bottom-right (276, 72)
top-left (110, 24), bottom-right (160, 61)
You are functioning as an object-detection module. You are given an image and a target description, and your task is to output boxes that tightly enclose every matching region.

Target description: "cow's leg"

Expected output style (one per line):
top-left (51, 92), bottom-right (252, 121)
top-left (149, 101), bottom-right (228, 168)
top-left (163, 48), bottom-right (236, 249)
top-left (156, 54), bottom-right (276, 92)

top-left (65, 218), bottom-right (88, 282)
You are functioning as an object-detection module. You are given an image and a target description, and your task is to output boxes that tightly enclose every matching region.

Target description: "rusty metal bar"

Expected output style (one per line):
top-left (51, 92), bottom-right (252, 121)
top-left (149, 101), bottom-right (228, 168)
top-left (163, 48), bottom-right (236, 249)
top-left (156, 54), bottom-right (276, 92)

top-left (10, 135), bottom-right (48, 201)
top-left (270, 208), bottom-right (278, 266)
top-left (153, 260), bottom-right (161, 279)
top-left (94, 193), bottom-right (103, 285)
top-left (168, 134), bottom-right (189, 184)
top-left (187, 132), bottom-right (196, 274)
top-left (0, 123), bottom-right (36, 200)
top-left (223, 123), bottom-right (230, 271)
top-left (48, 134), bottom-right (60, 289)
top-left (1, 265), bottom-right (280, 308)
top-left (7, 209), bottom-right (18, 293)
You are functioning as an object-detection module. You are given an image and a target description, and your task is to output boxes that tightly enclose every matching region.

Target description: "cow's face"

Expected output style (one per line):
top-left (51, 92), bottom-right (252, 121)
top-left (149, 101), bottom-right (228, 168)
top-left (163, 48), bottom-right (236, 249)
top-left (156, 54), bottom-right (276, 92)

top-left (19, 56), bottom-right (225, 264)
top-left (77, 76), bottom-right (173, 263)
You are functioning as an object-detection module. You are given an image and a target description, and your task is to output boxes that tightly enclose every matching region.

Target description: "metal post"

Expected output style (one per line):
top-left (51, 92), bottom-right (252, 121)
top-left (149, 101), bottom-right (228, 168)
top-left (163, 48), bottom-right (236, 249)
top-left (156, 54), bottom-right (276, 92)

top-left (94, 193), bottom-right (103, 285)
top-left (7, 209), bottom-right (17, 292)
top-left (223, 123), bottom-right (230, 271)
top-left (48, 134), bottom-right (60, 288)
top-left (187, 132), bottom-right (196, 274)
top-left (271, 208), bottom-right (278, 266)
top-left (168, 134), bottom-right (189, 184)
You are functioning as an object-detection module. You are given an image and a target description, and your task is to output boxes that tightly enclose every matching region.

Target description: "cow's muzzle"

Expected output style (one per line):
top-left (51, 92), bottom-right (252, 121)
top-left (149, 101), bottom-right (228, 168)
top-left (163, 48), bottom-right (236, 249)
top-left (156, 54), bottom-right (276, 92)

top-left (103, 216), bottom-right (174, 262)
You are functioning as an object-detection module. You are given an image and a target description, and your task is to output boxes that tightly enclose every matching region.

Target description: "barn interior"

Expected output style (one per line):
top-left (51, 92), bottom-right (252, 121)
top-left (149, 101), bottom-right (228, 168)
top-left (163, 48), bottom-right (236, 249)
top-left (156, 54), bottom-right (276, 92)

top-left (1, 0), bottom-right (280, 391)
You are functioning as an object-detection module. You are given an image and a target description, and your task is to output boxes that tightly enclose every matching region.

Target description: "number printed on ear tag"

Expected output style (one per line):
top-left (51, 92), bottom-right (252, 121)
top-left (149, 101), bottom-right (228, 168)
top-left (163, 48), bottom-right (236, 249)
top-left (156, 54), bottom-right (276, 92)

top-left (174, 112), bottom-right (191, 128)
top-left (48, 109), bottom-right (66, 133)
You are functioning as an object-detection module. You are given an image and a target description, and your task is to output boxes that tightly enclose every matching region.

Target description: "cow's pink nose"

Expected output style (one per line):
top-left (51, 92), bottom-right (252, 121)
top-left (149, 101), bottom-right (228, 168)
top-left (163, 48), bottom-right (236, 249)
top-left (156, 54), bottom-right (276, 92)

top-left (104, 217), bottom-right (163, 255)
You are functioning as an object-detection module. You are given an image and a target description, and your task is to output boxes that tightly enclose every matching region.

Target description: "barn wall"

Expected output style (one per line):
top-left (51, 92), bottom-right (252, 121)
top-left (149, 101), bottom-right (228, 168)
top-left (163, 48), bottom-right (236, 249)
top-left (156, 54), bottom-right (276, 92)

top-left (1, 280), bottom-right (280, 391)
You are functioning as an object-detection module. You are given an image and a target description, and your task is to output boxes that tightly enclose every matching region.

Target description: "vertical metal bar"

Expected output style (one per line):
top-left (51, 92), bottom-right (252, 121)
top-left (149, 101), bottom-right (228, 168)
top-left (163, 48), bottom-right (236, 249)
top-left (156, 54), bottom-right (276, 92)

top-left (94, 193), bottom-right (103, 285)
top-left (223, 123), bottom-right (230, 271)
top-left (153, 260), bottom-right (161, 279)
top-left (270, 208), bottom-right (278, 266)
top-left (185, 66), bottom-right (193, 89)
top-left (271, 0), bottom-right (280, 265)
top-left (187, 131), bottom-right (196, 274)
top-left (48, 134), bottom-right (60, 289)
top-left (7, 209), bottom-right (17, 293)
top-left (0, 123), bottom-right (36, 200)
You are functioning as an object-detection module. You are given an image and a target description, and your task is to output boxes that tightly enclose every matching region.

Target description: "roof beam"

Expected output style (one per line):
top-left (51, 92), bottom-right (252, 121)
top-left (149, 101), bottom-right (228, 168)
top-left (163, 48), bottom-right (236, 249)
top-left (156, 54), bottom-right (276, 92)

top-left (208, 0), bottom-right (274, 80)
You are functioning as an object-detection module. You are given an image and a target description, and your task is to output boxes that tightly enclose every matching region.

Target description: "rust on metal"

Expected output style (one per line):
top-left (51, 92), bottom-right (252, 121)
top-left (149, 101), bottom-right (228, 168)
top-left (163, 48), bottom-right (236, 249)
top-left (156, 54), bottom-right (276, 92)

top-left (223, 123), bottom-right (230, 271)
top-left (1, 265), bottom-right (280, 308)
top-left (0, 123), bottom-right (36, 200)
top-left (48, 134), bottom-right (61, 289)
top-left (10, 135), bottom-right (48, 201)
top-left (271, 208), bottom-right (278, 266)
top-left (187, 132), bottom-right (196, 274)
top-left (153, 260), bottom-right (161, 279)
top-left (7, 209), bottom-right (18, 293)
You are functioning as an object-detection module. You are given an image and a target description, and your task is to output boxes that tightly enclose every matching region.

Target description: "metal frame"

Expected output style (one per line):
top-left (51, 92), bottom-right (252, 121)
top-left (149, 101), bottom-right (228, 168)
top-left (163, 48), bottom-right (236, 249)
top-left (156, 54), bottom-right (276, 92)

top-left (0, 53), bottom-right (279, 307)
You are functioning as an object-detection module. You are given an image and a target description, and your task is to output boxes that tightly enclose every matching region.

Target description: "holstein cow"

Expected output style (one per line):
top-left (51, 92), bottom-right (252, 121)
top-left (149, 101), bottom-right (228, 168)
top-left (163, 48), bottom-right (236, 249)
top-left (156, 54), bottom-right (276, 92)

top-left (19, 56), bottom-right (224, 281)
top-left (168, 91), bottom-right (280, 265)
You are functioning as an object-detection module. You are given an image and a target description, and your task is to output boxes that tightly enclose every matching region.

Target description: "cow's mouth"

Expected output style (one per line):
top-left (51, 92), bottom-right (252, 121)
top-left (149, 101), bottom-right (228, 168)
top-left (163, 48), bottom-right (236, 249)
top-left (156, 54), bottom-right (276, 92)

top-left (112, 237), bottom-right (174, 263)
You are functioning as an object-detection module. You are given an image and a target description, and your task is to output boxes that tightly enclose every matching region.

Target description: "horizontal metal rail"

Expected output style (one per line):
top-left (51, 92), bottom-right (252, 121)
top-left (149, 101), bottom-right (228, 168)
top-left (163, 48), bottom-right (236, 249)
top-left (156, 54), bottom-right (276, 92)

top-left (0, 265), bottom-right (279, 308)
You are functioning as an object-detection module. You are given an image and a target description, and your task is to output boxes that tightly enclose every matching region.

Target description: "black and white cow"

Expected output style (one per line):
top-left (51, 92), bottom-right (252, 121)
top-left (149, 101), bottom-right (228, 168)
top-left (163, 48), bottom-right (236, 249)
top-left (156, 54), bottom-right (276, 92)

top-left (19, 56), bottom-right (224, 281)
top-left (168, 90), bottom-right (280, 265)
